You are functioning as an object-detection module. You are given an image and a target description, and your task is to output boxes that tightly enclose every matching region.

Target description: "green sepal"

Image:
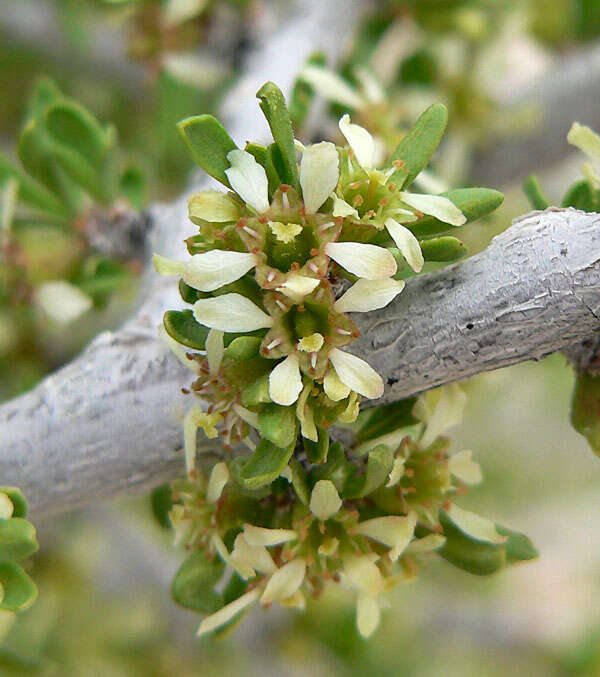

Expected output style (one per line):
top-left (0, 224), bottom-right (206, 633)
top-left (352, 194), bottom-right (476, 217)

top-left (240, 374), bottom-right (271, 407)
top-left (0, 489), bottom-right (28, 519)
top-left (150, 484), bottom-right (174, 530)
top-left (288, 458), bottom-right (310, 505)
top-left (238, 438), bottom-right (296, 490)
top-left (355, 398), bottom-right (418, 444)
top-left (290, 51), bottom-right (326, 130)
top-left (420, 236), bottom-right (467, 262)
top-left (495, 525), bottom-right (539, 564)
top-left (119, 163), bottom-right (147, 210)
top-left (163, 309), bottom-right (209, 350)
top-left (522, 174), bottom-right (550, 210)
top-left (389, 104), bottom-right (448, 188)
top-left (171, 550), bottom-right (225, 614)
top-left (0, 563), bottom-right (37, 612)
top-left (225, 336), bottom-right (262, 361)
top-left (0, 519), bottom-right (38, 562)
top-left (571, 372), bottom-right (600, 455)
top-left (177, 115), bottom-right (238, 187)
top-left (437, 510), bottom-right (505, 575)
top-left (408, 188), bottom-right (504, 238)
top-left (256, 82), bottom-right (300, 192)
top-left (244, 142), bottom-right (267, 167)
top-left (562, 179), bottom-right (598, 212)
top-left (0, 154), bottom-right (66, 215)
top-left (303, 427), bottom-right (329, 464)
top-left (257, 403), bottom-right (297, 448)
top-left (342, 444), bottom-right (393, 499)
top-left (310, 442), bottom-right (354, 493)
top-left (265, 143), bottom-right (284, 198)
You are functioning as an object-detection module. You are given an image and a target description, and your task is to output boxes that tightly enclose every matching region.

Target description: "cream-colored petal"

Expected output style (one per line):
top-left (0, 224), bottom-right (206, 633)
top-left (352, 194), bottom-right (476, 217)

top-left (153, 253), bottom-right (185, 276)
top-left (193, 293), bottom-right (272, 332)
top-left (231, 534), bottom-right (276, 575)
top-left (406, 534), bottom-right (446, 553)
top-left (323, 368), bottom-right (351, 401)
top-left (197, 589), bottom-right (260, 636)
top-left (334, 278), bottom-right (405, 313)
top-left (183, 251), bottom-right (256, 292)
top-left (206, 462), bottom-right (229, 503)
top-left (188, 190), bottom-right (240, 223)
top-left (400, 192), bottom-right (466, 226)
top-left (384, 218), bottom-right (424, 273)
top-left (299, 65), bottom-right (365, 109)
top-left (418, 383), bottom-right (467, 448)
top-left (568, 122), bottom-right (600, 161)
top-left (448, 449), bottom-right (483, 485)
top-left (260, 557), bottom-right (306, 605)
top-left (300, 142), bottom-right (339, 213)
top-left (0, 493), bottom-right (13, 520)
top-left (232, 404), bottom-right (260, 429)
top-left (343, 554), bottom-right (384, 597)
top-left (386, 457), bottom-right (405, 487)
top-left (353, 513), bottom-right (416, 561)
top-left (205, 329), bottom-right (224, 375)
top-left (211, 533), bottom-right (254, 579)
top-left (329, 348), bottom-right (384, 400)
top-left (331, 194), bottom-right (359, 218)
top-left (183, 406), bottom-right (220, 473)
top-left (339, 114), bottom-right (378, 170)
top-left (277, 274), bottom-right (320, 302)
top-left (446, 504), bottom-right (506, 545)
top-left (36, 281), bottom-right (92, 325)
top-left (242, 524), bottom-right (297, 547)
top-left (354, 67), bottom-right (386, 105)
top-left (325, 242), bottom-right (397, 280)
top-left (225, 149), bottom-right (269, 213)
top-left (158, 325), bottom-right (201, 376)
top-left (356, 594), bottom-right (380, 638)
top-left (269, 353), bottom-right (303, 406)
top-left (309, 480), bottom-right (342, 521)
top-left (297, 382), bottom-right (318, 441)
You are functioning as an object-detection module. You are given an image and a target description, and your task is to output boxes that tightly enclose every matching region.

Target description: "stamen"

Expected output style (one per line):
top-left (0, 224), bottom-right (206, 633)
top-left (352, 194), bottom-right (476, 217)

top-left (336, 328), bottom-right (352, 335)
top-left (243, 225), bottom-right (259, 238)
top-left (310, 352), bottom-right (317, 369)
top-left (282, 192), bottom-right (289, 209)
top-left (266, 338), bottom-right (282, 350)
top-left (267, 270), bottom-right (275, 283)
top-left (319, 221), bottom-right (335, 232)
top-left (275, 299), bottom-right (287, 311)
top-left (308, 262), bottom-right (319, 273)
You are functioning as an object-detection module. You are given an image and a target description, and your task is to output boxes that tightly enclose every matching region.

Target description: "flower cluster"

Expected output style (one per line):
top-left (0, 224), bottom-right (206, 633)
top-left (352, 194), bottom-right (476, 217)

top-left (155, 82), bottom-right (531, 638)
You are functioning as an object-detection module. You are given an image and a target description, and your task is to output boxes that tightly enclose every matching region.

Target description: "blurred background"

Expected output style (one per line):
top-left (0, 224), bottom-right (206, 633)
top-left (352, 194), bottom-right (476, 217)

top-left (2, 0), bottom-right (600, 674)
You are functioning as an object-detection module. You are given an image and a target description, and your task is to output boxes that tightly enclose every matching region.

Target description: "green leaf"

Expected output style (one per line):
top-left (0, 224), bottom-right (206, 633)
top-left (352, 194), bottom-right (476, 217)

top-left (257, 404), bottom-right (297, 448)
top-left (244, 142), bottom-right (267, 167)
top-left (420, 236), bottom-right (468, 262)
top-left (389, 104), bottom-right (448, 188)
top-left (119, 164), bottom-right (147, 210)
top-left (239, 438), bottom-right (296, 490)
top-left (256, 82), bottom-right (300, 192)
top-left (562, 179), bottom-right (598, 212)
top-left (288, 458), bottom-right (310, 505)
top-left (0, 563), bottom-right (37, 612)
top-left (177, 115), bottom-right (238, 187)
top-left (342, 444), bottom-right (393, 499)
top-left (178, 279), bottom-right (207, 304)
top-left (438, 510), bottom-right (505, 575)
top-left (265, 143), bottom-right (284, 198)
top-left (0, 489), bottom-right (27, 519)
top-left (522, 174), bottom-right (550, 210)
top-left (0, 519), bottom-right (38, 561)
top-left (303, 427), bottom-right (329, 464)
top-left (150, 484), bottom-right (174, 530)
top-left (408, 188), bottom-right (504, 238)
top-left (26, 77), bottom-right (63, 121)
top-left (171, 551), bottom-right (225, 614)
top-left (289, 52), bottom-right (326, 130)
top-left (225, 336), bottom-right (262, 361)
top-left (240, 374), bottom-right (271, 407)
top-left (163, 310), bottom-right (209, 350)
top-left (356, 398), bottom-right (418, 444)
top-left (0, 154), bottom-right (66, 215)
top-left (310, 442), bottom-right (354, 493)
top-left (571, 372), bottom-right (600, 455)
top-left (495, 525), bottom-right (538, 564)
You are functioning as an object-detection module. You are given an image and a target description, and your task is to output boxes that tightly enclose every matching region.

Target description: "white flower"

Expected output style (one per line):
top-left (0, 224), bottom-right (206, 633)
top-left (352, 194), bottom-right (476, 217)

top-left (309, 480), bottom-right (342, 521)
top-left (448, 450), bottom-right (482, 485)
top-left (242, 524), bottom-right (297, 546)
top-left (384, 218), bottom-right (424, 273)
top-left (339, 114), bottom-right (379, 171)
top-left (445, 504), bottom-right (506, 545)
top-left (206, 462), bottom-right (229, 503)
top-left (325, 241), bottom-right (397, 280)
top-left (225, 149), bottom-right (270, 213)
top-left (269, 353), bottom-right (303, 406)
top-left (353, 513), bottom-right (416, 561)
top-left (323, 368), bottom-right (351, 401)
top-left (328, 347), bottom-right (384, 400)
top-left (331, 194), bottom-right (359, 218)
top-left (205, 329), bottom-right (224, 375)
top-left (0, 493), bottom-right (13, 520)
top-left (183, 406), bottom-right (221, 473)
top-left (300, 142), bottom-right (339, 213)
top-left (231, 534), bottom-right (276, 576)
top-left (197, 589), bottom-right (260, 637)
top-left (260, 557), bottom-right (306, 605)
top-left (193, 293), bottom-right (272, 332)
top-left (277, 274), bottom-right (320, 302)
top-left (153, 250), bottom-right (257, 292)
top-left (400, 192), bottom-right (466, 226)
top-left (414, 383), bottom-right (467, 448)
top-left (356, 594), bottom-right (380, 638)
top-left (386, 457), bottom-right (405, 487)
top-left (299, 65), bottom-right (366, 110)
top-left (334, 278), bottom-right (405, 313)
top-left (343, 554), bottom-right (384, 597)
top-left (36, 281), bottom-right (92, 325)
top-left (188, 190), bottom-right (240, 223)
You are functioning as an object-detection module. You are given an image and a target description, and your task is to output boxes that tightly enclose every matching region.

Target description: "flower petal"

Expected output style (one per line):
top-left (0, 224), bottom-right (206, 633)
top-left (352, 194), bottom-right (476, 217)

top-left (242, 524), bottom-right (298, 547)
top-left (277, 274), bottom-right (320, 302)
top-left (332, 194), bottom-right (359, 218)
top-left (205, 329), bottom-right (224, 375)
top-left (225, 149), bottom-right (269, 213)
top-left (446, 504), bottom-right (506, 545)
top-left (354, 67), bottom-right (386, 105)
top-left (386, 457), bottom-right (405, 487)
top-left (269, 353), bottom-right (303, 406)
top-left (568, 122), bottom-right (600, 161)
top-left (299, 65), bottom-right (365, 109)
top-left (384, 218), bottom-right (424, 272)
top-left (325, 242), bottom-right (396, 280)
top-left (448, 450), bottom-right (483, 485)
top-left (343, 554), bottom-right (384, 597)
top-left (356, 594), bottom-right (380, 638)
top-left (0, 493), bottom-right (14, 520)
top-left (183, 406), bottom-right (220, 473)
top-left (183, 250), bottom-right (257, 292)
top-left (188, 190), bottom-right (240, 223)
top-left (329, 348), bottom-right (384, 400)
top-left (36, 281), bottom-right (92, 325)
top-left (334, 278), bottom-right (405, 313)
top-left (309, 480), bottom-right (342, 521)
top-left (206, 461), bottom-right (229, 503)
top-left (300, 141), bottom-right (339, 213)
top-left (231, 534), bottom-right (276, 575)
top-left (193, 293), bottom-right (272, 332)
top-left (153, 253), bottom-right (185, 277)
top-left (353, 513), bottom-right (416, 561)
top-left (339, 114), bottom-right (377, 170)
top-left (197, 589), bottom-right (260, 637)
top-left (260, 557), bottom-right (306, 605)
top-left (400, 192), bottom-right (466, 226)
top-left (417, 383), bottom-right (467, 448)
top-left (323, 368), bottom-right (351, 401)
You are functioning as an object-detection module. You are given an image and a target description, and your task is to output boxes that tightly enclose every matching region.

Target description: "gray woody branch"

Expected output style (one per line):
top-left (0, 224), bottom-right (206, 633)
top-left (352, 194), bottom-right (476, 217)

top-left (2, 206), bottom-right (599, 516)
